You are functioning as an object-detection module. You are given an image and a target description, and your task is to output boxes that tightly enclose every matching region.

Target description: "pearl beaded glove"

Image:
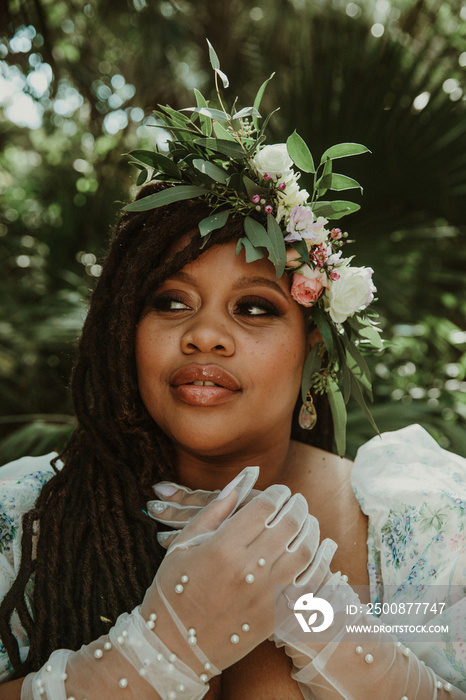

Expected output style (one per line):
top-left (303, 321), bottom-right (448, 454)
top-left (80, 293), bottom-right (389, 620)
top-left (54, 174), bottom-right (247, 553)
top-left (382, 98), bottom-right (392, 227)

top-left (21, 471), bottom-right (318, 700)
top-left (273, 551), bottom-right (466, 699)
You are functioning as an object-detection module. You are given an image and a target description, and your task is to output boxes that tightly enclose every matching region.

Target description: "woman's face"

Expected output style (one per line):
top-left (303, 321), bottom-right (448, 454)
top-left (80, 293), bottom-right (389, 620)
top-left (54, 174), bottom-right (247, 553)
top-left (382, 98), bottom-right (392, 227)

top-left (135, 240), bottom-right (307, 460)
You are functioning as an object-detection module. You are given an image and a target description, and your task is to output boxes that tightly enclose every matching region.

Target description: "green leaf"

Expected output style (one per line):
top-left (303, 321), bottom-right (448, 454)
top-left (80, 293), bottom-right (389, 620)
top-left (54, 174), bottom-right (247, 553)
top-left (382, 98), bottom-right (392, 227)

top-left (357, 321), bottom-right (384, 350)
top-left (291, 238), bottom-right (310, 264)
top-left (320, 143), bottom-right (370, 162)
top-left (316, 157), bottom-right (332, 196)
top-left (311, 306), bottom-right (334, 358)
top-left (286, 131), bottom-right (315, 173)
top-left (311, 200), bottom-right (361, 219)
top-left (123, 185), bottom-right (208, 212)
top-left (194, 88), bottom-right (212, 137)
top-left (198, 209), bottom-right (232, 237)
top-left (136, 168), bottom-right (149, 186)
top-left (253, 72), bottom-right (275, 130)
top-left (241, 236), bottom-right (266, 263)
top-left (266, 214), bottom-right (286, 278)
top-left (327, 378), bottom-right (347, 456)
top-left (243, 175), bottom-right (268, 200)
top-left (259, 108), bottom-right (280, 137)
top-left (345, 341), bottom-right (372, 384)
top-left (244, 216), bottom-right (270, 248)
top-left (194, 138), bottom-right (247, 159)
top-left (183, 106), bottom-right (231, 122)
top-left (215, 68), bottom-right (229, 88)
top-left (213, 121), bottom-right (236, 142)
top-left (349, 371), bottom-right (379, 434)
top-left (158, 105), bottom-right (192, 126)
top-left (232, 106), bottom-right (262, 120)
top-left (128, 150), bottom-right (182, 180)
top-left (192, 158), bottom-right (229, 184)
top-left (245, 134), bottom-right (266, 156)
top-left (206, 39), bottom-right (220, 70)
top-left (301, 344), bottom-right (322, 402)
top-left (318, 173), bottom-right (362, 192)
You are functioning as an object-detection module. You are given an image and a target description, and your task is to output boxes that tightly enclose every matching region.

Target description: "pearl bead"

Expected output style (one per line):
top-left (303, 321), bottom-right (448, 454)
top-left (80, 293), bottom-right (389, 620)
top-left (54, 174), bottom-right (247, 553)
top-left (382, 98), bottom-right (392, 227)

top-left (168, 693), bottom-right (177, 700)
top-left (258, 558), bottom-right (266, 567)
top-left (122, 630), bottom-right (128, 637)
top-left (45, 664), bottom-right (53, 673)
top-left (364, 654), bottom-right (374, 664)
top-left (180, 574), bottom-right (189, 583)
top-left (241, 623), bottom-right (250, 632)
top-left (341, 574), bottom-right (348, 582)
top-left (231, 634), bottom-right (240, 644)
top-left (437, 682), bottom-right (443, 689)
top-left (149, 612), bottom-right (157, 621)
top-left (146, 620), bottom-right (155, 630)
top-left (178, 684), bottom-right (186, 692)
top-left (245, 574), bottom-right (255, 583)
top-left (116, 635), bottom-right (125, 645)
top-left (104, 642), bottom-right (112, 650)
top-left (200, 673), bottom-right (209, 683)
top-left (39, 690), bottom-right (45, 697)
top-left (444, 683), bottom-right (453, 692)
top-left (401, 696), bottom-right (408, 700)
top-left (396, 641), bottom-right (402, 648)
top-left (204, 662), bottom-right (211, 671)
top-left (61, 673), bottom-right (68, 681)
top-left (169, 653), bottom-right (177, 663)
top-left (168, 663), bottom-right (175, 672)
top-left (67, 697), bottom-right (76, 700)
top-left (355, 646), bottom-right (363, 654)
top-left (118, 678), bottom-right (128, 688)
top-left (188, 627), bottom-right (196, 636)
top-left (155, 654), bottom-right (162, 662)
top-left (94, 649), bottom-right (103, 659)
top-left (175, 584), bottom-right (184, 594)
top-left (188, 636), bottom-right (197, 645)
top-left (402, 647), bottom-right (411, 657)
top-left (139, 668), bottom-right (147, 677)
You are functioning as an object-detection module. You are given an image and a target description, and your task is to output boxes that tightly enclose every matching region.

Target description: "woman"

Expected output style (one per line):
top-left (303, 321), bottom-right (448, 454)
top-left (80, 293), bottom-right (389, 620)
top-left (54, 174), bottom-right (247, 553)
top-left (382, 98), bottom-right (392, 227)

top-left (1, 50), bottom-right (465, 697)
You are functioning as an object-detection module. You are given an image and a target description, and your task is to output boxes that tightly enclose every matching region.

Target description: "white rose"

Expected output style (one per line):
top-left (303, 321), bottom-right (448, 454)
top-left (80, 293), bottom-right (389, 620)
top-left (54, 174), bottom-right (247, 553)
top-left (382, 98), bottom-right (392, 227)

top-left (324, 266), bottom-right (376, 324)
top-left (252, 144), bottom-right (293, 179)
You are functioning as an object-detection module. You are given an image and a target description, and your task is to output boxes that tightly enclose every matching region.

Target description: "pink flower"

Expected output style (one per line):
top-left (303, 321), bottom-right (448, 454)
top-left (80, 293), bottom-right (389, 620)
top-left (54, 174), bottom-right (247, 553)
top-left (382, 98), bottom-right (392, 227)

top-left (264, 204), bottom-right (273, 213)
top-left (263, 172), bottom-right (271, 180)
top-left (330, 270), bottom-right (340, 281)
top-left (278, 182), bottom-right (286, 191)
top-left (290, 266), bottom-right (328, 307)
top-left (331, 228), bottom-right (342, 240)
top-left (251, 194), bottom-right (260, 204)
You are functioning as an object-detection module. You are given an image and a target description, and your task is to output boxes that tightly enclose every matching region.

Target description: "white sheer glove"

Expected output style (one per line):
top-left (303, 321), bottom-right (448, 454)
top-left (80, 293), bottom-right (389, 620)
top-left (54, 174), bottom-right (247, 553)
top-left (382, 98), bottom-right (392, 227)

top-left (151, 475), bottom-right (466, 699)
top-left (21, 468), bottom-right (319, 700)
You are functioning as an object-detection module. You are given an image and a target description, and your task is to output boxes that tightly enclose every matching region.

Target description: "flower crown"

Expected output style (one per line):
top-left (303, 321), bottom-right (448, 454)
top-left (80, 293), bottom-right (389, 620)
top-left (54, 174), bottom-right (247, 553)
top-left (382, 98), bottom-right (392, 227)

top-left (124, 41), bottom-right (383, 455)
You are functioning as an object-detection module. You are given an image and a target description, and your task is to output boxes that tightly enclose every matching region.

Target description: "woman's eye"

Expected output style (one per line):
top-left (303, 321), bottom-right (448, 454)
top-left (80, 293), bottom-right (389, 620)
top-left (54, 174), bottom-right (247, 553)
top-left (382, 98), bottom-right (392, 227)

top-left (235, 297), bottom-right (279, 317)
top-left (149, 295), bottom-right (190, 312)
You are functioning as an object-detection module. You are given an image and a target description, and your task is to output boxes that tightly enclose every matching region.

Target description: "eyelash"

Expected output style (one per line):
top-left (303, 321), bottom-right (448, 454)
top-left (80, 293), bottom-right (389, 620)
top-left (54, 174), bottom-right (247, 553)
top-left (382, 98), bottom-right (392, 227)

top-left (147, 294), bottom-right (280, 317)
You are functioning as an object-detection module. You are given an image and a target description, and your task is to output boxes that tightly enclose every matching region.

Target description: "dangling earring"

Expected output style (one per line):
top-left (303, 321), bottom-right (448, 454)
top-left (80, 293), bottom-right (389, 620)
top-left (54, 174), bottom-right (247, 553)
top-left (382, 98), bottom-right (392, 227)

top-left (298, 392), bottom-right (317, 430)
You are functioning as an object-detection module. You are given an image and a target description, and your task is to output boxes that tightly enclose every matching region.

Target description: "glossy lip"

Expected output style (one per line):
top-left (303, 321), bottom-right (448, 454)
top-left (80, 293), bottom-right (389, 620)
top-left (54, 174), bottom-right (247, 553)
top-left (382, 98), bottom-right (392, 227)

top-left (170, 364), bottom-right (242, 391)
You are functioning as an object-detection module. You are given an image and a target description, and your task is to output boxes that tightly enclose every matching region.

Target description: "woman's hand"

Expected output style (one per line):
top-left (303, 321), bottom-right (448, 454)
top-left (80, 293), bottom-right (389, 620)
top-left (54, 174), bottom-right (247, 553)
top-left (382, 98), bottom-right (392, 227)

top-left (141, 473), bottom-right (321, 675)
top-left (148, 466), bottom-right (261, 550)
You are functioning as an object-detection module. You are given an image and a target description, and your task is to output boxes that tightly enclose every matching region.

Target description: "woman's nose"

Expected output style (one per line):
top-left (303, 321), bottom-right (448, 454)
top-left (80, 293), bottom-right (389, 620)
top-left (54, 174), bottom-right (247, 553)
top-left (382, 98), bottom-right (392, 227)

top-left (180, 309), bottom-right (235, 356)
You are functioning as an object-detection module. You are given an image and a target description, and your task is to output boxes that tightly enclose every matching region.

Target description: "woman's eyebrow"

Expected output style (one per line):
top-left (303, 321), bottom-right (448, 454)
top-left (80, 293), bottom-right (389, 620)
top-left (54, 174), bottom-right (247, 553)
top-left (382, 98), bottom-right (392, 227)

top-left (232, 276), bottom-right (289, 300)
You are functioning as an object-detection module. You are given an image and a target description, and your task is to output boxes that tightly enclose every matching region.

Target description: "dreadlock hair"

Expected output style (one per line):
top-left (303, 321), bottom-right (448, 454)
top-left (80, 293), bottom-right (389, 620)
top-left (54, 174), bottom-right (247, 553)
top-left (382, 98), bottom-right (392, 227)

top-left (0, 182), bottom-right (333, 677)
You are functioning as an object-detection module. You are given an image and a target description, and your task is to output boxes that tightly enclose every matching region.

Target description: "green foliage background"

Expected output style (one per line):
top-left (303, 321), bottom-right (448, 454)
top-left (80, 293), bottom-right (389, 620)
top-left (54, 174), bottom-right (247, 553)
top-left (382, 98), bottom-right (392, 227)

top-left (1, 0), bottom-right (465, 463)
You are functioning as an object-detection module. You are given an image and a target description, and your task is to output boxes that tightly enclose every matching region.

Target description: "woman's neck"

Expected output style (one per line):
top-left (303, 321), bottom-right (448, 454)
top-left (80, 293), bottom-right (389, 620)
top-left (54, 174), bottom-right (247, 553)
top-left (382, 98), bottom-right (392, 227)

top-left (174, 438), bottom-right (296, 492)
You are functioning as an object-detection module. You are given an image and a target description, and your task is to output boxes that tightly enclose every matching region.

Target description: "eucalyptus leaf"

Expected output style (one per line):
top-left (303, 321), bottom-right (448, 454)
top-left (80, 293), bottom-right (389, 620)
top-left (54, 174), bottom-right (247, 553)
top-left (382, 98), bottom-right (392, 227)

top-left (137, 168), bottom-right (149, 186)
top-left (253, 72), bottom-right (275, 131)
top-left (213, 121), bottom-right (236, 142)
top-left (345, 340), bottom-right (371, 382)
top-left (245, 134), bottom-right (266, 156)
top-left (192, 158), bottom-right (229, 184)
top-left (198, 209), bottom-right (232, 237)
top-left (215, 68), bottom-right (230, 88)
top-left (320, 143), bottom-right (370, 162)
top-left (241, 237), bottom-right (266, 263)
top-left (311, 306), bottom-right (334, 358)
top-left (207, 39), bottom-right (220, 70)
top-left (259, 108), bottom-right (280, 137)
top-left (232, 106), bottom-right (262, 120)
top-left (130, 150), bottom-right (182, 180)
top-left (266, 214), bottom-right (286, 278)
top-left (318, 173), bottom-right (362, 192)
top-left (301, 344), bottom-right (322, 403)
top-left (194, 88), bottom-right (212, 137)
top-left (358, 322), bottom-right (384, 350)
top-left (349, 371), bottom-right (379, 433)
top-left (286, 131), bottom-right (315, 173)
top-left (244, 216), bottom-right (269, 248)
top-left (327, 378), bottom-right (347, 456)
top-left (123, 185), bottom-right (208, 212)
top-left (183, 106), bottom-right (231, 122)
top-left (194, 138), bottom-right (248, 159)
top-left (311, 200), bottom-right (361, 219)
top-left (159, 105), bottom-right (193, 125)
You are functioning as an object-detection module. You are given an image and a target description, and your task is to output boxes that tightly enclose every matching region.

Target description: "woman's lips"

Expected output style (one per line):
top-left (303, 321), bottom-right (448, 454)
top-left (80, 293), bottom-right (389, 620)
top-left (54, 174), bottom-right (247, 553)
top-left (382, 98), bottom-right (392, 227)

top-left (169, 364), bottom-right (241, 406)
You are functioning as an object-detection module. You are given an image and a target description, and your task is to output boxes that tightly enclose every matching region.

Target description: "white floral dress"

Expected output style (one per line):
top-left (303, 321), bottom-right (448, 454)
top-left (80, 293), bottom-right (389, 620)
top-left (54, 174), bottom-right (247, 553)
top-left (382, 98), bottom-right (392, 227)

top-left (0, 426), bottom-right (465, 689)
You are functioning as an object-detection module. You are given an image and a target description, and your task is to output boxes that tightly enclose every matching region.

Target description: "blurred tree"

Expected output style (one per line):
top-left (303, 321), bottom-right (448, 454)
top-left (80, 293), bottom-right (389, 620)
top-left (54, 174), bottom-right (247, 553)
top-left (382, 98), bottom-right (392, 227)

top-left (1, 0), bottom-right (465, 462)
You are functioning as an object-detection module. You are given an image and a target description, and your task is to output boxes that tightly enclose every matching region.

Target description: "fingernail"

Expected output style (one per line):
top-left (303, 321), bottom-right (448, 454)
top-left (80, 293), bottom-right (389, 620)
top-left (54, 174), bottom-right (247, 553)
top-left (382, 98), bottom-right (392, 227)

top-left (153, 483), bottom-right (179, 497)
top-left (215, 472), bottom-right (245, 501)
top-left (148, 501), bottom-right (167, 514)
